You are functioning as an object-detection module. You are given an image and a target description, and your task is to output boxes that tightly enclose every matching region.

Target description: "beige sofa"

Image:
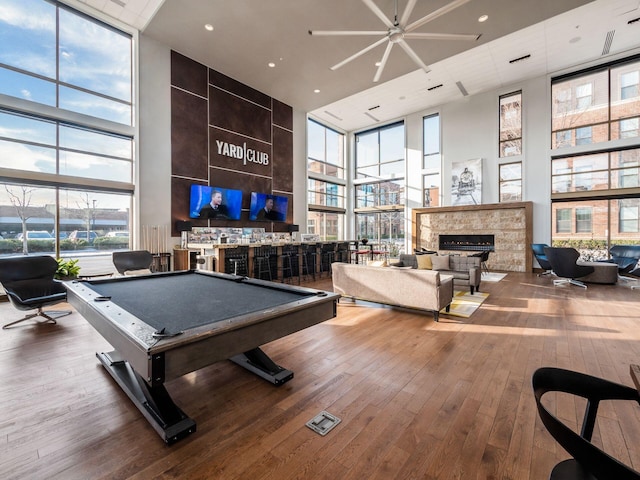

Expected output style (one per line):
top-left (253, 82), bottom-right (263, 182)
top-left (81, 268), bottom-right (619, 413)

top-left (395, 254), bottom-right (481, 294)
top-left (331, 263), bottom-right (454, 321)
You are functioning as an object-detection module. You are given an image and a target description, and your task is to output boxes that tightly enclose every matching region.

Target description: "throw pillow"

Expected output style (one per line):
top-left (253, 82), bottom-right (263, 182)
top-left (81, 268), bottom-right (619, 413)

top-left (431, 255), bottom-right (451, 271)
top-left (416, 254), bottom-right (434, 270)
top-left (368, 260), bottom-right (387, 267)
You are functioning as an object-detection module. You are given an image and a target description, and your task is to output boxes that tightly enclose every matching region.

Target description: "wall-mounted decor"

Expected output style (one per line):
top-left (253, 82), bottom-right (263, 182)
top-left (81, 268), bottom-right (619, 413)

top-left (170, 51), bottom-right (293, 236)
top-left (451, 158), bottom-right (482, 206)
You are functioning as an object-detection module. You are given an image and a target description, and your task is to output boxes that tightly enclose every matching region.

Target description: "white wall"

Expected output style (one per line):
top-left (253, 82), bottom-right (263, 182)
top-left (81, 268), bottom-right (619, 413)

top-left (138, 35), bottom-right (173, 248)
top-left (404, 73), bottom-right (553, 245)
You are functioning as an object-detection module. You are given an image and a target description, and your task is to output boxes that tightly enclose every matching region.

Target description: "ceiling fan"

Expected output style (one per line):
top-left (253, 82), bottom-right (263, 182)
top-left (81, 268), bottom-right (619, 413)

top-left (309, 0), bottom-right (481, 82)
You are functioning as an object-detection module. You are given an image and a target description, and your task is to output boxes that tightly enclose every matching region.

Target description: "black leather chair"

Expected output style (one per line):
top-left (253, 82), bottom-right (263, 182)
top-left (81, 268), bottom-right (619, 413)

top-left (532, 367), bottom-right (640, 480)
top-left (531, 243), bottom-right (553, 276)
top-left (0, 255), bottom-right (71, 329)
top-left (602, 245), bottom-right (640, 286)
top-left (112, 250), bottom-right (153, 275)
top-left (544, 247), bottom-right (594, 289)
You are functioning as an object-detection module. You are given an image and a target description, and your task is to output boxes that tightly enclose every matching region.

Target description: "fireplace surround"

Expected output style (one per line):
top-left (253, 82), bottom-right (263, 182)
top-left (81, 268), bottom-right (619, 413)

top-left (412, 202), bottom-right (533, 272)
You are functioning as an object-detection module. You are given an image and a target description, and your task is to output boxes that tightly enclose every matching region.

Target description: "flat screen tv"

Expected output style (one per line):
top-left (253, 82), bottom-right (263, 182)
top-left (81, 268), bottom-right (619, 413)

top-left (189, 185), bottom-right (243, 220)
top-left (249, 192), bottom-right (288, 222)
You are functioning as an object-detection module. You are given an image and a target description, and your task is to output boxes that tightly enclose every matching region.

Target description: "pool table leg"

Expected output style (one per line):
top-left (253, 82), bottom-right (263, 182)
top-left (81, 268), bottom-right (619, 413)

top-left (97, 351), bottom-right (197, 445)
top-left (229, 347), bottom-right (294, 385)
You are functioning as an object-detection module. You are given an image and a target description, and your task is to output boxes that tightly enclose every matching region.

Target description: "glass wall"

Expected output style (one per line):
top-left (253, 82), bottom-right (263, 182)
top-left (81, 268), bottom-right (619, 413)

top-left (0, 0), bottom-right (135, 274)
top-left (354, 122), bottom-right (405, 257)
top-left (550, 56), bottom-right (640, 259)
top-left (422, 113), bottom-right (441, 207)
top-left (499, 91), bottom-right (522, 157)
top-left (307, 119), bottom-right (346, 240)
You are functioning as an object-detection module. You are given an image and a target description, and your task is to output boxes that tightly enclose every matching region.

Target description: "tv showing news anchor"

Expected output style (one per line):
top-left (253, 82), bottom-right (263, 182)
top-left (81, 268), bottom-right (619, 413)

top-left (249, 192), bottom-right (288, 222)
top-left (189, 185), bottom-right (243, 220)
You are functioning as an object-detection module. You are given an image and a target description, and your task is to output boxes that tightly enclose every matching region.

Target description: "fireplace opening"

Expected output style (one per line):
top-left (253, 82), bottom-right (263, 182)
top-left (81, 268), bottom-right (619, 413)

top-left (439, 234), bottom-right (495, 252)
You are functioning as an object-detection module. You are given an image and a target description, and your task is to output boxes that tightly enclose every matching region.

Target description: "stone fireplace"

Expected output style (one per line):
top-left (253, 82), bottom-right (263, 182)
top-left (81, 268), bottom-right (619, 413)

top-left (412, 202), bottom-right (533, 272)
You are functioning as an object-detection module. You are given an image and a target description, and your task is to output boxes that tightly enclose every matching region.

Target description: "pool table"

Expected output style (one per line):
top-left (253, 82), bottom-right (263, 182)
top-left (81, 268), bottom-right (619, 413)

top-left (66, 270), bottom-right (339, 444)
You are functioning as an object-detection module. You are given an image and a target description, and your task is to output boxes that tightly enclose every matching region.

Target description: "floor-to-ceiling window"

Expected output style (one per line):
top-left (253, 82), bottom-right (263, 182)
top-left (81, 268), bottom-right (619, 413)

top-left (307, 118), bottom-right (346, 240)
top-left (550, 56), bottom-right (640, 260)
top-left (0, 0), bottom-right (135, 269)
top-left (422, 113), bottom-right (441, 207)
top-left (354, 121), bottom-right (405, 257)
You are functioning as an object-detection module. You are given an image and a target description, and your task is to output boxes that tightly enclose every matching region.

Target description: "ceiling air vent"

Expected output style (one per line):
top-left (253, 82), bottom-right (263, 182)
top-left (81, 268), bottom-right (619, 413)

top-left (323, 111), bottom-right (343, 121)
top-left (364, 112), bottom-right (380, 122)
top-left (509, 54), bottom-right (531, 64)
top-left (427, 84), bottom-right (444, 91)
top-left (455, 81), bottom-right (468, 97)
top-left (368, 105), bottom-right (380, 111)
top-left (628, 17), bottom-right (640, 25)
top-left (602, 30), bottom-right (615, 55)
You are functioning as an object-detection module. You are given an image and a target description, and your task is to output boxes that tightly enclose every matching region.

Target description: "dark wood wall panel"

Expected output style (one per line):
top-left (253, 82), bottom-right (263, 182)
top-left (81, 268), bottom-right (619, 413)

top-left (209, 87), bottom-right (271, 143)
top-left (171, 88), bottom-right (208, 180)
top-left (272, 99), bottom-right (293, 131)
top-left (171, 51), bottom-right (294, 236)
top-left (272, 127), bottom-right (293, 192)
top-left (171, 51), bottom-right (207, 98)
top-left (209, 70), bottom-right (270, 108)
top-left (209, 127), bottom-right (272, 177)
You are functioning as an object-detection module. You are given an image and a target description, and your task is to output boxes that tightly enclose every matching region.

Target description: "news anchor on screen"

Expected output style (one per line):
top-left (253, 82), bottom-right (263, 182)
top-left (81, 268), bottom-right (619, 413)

top-left (189, 185), bottom-right (242, 221)
top-left (199, 189), bottom-right (229, 219)
top-left (250, 192), bottom-right (287, 222)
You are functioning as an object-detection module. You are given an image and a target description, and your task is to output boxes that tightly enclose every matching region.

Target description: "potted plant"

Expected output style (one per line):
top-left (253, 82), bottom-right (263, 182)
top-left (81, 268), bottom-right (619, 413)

top-left (55, 258), bottom-right (81, 280)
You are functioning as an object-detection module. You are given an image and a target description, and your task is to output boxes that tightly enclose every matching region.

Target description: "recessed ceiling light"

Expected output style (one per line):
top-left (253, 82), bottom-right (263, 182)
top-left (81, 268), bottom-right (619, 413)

top-left (268, 62), bottom-right (276, 68)
top-left (375, 61), bottom-right (381, 66)
top-left (204, 24), bottom-right (214, 31)
top-left (478, 14), bottom-right (488, 22)
top-left (314, 89), bottom-right (320, 93)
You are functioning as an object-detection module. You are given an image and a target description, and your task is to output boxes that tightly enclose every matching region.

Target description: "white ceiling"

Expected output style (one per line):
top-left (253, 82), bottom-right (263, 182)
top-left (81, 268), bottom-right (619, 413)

top-left (79, 0), bottom-right (640, 132)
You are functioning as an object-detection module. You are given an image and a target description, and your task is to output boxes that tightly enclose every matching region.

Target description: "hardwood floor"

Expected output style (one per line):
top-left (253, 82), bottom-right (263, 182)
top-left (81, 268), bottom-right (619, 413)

top-left (1, 272), bottom-right (639, 479)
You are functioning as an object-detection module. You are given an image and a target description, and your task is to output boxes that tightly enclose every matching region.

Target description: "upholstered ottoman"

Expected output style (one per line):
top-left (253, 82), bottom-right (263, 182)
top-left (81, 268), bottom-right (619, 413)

top-left (576, 261), bottom-right (618, 284)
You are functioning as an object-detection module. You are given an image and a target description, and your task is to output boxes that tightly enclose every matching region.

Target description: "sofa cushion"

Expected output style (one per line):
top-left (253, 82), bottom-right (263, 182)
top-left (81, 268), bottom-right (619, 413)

top-left (416, 254), bottom-right (435, 270)
top-left (431, 255), bottom-right (451, 271)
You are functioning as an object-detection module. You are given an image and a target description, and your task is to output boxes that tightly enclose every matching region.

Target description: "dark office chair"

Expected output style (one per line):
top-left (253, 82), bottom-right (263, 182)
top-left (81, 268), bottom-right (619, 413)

top-left (602, 245), bottom-right (640, 285)
top-left (112, 250), bottom-right (153, 275)
top-left (0, 255), bottom-right (71, 329)
top-left (531, 243), bottom-right (553, 276)
top-left (544, 247), bottom-right (594, 289)
top-left (532, 367), bottom-right (640, 480)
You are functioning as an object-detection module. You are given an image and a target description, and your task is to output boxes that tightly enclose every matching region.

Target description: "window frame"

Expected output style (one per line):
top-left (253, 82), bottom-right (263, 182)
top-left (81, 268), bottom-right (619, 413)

top-left (0, 0), bottom-right (137, 257)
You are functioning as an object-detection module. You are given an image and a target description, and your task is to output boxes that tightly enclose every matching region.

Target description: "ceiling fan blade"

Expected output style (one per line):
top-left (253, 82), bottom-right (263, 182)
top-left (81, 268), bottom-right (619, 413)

top-left (373, 42), bottom-right (393, 83)
top-left (330, 36), bottom-right (389, 71)
top-left (399, 0), bottom-right (418, 27)
top-left (404, 32), bottom-right (481, 41)
top-left (362, 0), bottom-right (395, 29)
top-left (309, 30), bottom-right (388, 36)
top-left (397, 39), bottom-right (430, 73)
top-left (405, 0), bottom-right (472, 33)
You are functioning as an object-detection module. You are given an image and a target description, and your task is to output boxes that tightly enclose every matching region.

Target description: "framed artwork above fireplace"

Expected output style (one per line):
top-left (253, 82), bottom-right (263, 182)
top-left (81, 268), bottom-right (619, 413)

top-left (451, 158), bottom-right (482, 206)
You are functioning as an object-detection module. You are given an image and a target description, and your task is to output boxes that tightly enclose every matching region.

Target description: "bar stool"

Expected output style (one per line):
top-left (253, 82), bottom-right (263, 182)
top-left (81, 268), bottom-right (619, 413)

top-left (254, 247), bottom-right (272, 281)
top-left (336, 242), bottom-right (350, 263)
top-left (302, 244), bottom-right (317, 281)
top-left (320, 243), bottom-right (336, 277)
top-left (229, 256), bottom-right (247, 276)
top-left (278, 252), bottom-right (299, 285)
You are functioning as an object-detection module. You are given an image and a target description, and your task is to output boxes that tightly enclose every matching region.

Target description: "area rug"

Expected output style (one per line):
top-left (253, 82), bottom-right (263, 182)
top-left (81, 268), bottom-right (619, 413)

top-left (481, 272), bottom-right (507, 282)
top-left (441, 290), bottom-right (490, 318)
